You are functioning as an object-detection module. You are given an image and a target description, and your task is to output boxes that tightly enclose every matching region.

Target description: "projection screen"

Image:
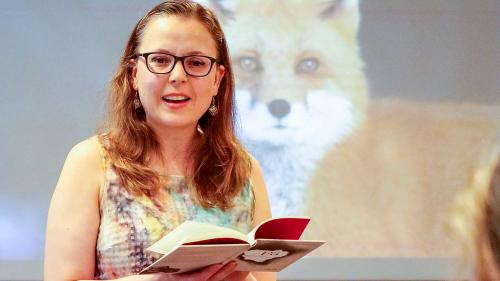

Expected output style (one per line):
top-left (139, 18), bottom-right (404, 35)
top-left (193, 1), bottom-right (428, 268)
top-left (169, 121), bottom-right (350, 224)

top-left (0, 0), bottom-right (498, 280)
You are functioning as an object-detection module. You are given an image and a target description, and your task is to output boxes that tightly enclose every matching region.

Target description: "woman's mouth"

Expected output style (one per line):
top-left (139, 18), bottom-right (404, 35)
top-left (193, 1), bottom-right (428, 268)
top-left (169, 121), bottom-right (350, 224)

top-left (162, 95), bottom-right (191, 104)
top-left (161, 93), bottom-right (191, 109)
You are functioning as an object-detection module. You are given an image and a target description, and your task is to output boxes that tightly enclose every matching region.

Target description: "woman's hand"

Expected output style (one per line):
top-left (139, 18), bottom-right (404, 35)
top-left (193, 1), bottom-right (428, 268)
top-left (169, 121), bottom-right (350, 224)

top-left (126, 262), bottom-right (238, 281)
top-left (223, 270), bottom-right (252, 281)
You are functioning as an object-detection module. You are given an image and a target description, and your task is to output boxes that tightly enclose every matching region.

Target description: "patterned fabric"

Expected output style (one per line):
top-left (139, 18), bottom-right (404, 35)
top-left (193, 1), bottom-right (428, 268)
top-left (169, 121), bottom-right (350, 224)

top-left (94, 143), bottom-right (254, 279)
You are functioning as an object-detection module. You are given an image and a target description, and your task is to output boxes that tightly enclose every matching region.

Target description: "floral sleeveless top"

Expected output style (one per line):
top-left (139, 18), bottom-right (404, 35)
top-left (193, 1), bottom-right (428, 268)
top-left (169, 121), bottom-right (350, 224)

top-left (95, 142), bottom-right (254, 279)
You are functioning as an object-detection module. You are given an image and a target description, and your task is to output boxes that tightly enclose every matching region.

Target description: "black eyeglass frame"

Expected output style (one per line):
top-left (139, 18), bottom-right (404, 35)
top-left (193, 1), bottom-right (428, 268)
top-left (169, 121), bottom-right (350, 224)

top-left (131, 52), bottom-right (220, 77)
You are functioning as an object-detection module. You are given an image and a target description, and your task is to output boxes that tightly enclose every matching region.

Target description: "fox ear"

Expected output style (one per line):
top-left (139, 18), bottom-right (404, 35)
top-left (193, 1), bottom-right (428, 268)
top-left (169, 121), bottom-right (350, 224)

top-left (320, 0), bottom-right (361, 43)
top-left (206, 0), bottom-right (235, 22)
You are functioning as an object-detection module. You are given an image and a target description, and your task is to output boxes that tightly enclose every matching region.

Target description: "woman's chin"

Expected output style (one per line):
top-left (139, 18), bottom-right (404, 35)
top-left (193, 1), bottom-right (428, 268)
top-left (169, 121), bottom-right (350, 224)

top-left (146, 116), bottom-right (199, 132)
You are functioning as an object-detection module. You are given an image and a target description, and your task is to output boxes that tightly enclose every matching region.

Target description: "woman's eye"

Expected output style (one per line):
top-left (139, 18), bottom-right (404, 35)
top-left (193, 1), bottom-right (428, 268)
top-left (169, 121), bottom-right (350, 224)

top-left (189, 60), bottom-right (206, 67)
top-left (151, 56), bottom-right (171, 64)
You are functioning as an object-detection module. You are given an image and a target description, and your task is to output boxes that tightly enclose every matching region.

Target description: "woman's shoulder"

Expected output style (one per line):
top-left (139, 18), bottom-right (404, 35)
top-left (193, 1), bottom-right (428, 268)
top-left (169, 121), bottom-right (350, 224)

top-left (246, 153), bottom-right (264, 189)
top-left (247, 153), bottom-right (260, 172)
top-left (64, 135), bottom-right (105, 177)
top-left (69, 135), bottom-right (101, 159)
top-left (52, 136), bottom-right (105, 205)
top-left (245, 153), bottom-right (272, 229)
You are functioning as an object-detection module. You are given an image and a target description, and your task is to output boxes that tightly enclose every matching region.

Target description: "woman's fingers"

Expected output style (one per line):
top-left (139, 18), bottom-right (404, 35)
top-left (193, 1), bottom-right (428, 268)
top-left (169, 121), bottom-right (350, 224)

top-left (175, 263), bottom-right (224, 281)
top-left (207, 261), bottom-right (238, 281)
top-left (146, 262), bottom-right (237, 281)
top-left (222, 270), bottom-right (250, 281)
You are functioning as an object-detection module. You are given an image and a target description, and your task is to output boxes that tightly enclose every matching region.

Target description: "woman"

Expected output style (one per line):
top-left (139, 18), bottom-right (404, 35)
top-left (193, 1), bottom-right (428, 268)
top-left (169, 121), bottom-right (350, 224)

top-left (44, 1), bottom-right (275, 280)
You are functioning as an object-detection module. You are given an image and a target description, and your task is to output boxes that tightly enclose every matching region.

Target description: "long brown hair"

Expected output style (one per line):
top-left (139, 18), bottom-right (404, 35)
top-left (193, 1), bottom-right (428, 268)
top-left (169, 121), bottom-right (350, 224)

top-left (100, 0), bottom-right (251, 210)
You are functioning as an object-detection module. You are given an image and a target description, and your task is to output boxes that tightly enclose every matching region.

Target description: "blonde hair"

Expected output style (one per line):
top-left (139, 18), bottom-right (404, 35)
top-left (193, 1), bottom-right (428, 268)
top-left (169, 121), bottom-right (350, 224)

top-left (451, 149), bottom-right (500, 280)
top-left (99, 0), bottom-right (250, 210)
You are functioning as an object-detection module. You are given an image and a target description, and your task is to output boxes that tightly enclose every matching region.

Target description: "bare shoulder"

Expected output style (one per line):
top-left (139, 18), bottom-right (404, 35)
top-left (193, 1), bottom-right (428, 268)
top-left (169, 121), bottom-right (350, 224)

top-left (57, 135), bottom-right (104, 195)
top-left (247, 154), bottom-right (272, 227)
top-left (248, 154), bottom-right (264, 188)
top-left (68, 135), bottom-right (102, 164)
top-left (248, 153), bottom-right (259, 171)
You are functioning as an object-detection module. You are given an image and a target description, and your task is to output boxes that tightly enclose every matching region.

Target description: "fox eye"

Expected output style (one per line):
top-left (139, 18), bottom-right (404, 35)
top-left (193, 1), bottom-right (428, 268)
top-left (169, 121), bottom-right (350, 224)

top-left (238, 56), bottom-right (260, 72)
top-left (297, 58), bottom-right (319, 74)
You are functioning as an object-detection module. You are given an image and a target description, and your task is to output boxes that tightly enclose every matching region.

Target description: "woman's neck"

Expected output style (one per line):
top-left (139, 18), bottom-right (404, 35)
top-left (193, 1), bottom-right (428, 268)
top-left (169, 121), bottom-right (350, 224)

top-left (150, 124), bottom-right (201, 176)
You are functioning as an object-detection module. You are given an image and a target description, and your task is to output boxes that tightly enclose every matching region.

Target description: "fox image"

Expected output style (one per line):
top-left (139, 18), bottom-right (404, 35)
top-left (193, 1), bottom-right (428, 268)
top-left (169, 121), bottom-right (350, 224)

top-left (204, 0), bottom-right (500, 257)
top-left (204, 0), bottom-right (368, 216)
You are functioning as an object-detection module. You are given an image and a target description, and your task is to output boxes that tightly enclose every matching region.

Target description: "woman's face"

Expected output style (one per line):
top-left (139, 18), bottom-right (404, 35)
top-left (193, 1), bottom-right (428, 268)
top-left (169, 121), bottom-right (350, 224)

top-left (132, 15), bottom-right (225, 132)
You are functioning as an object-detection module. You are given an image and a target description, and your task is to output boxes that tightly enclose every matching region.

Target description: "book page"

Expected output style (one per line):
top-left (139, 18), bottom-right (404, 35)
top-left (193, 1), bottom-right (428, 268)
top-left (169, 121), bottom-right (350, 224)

top-left (247, 217), bottom-right (311, 242)
top-left (147, 221), bottom-right (251, 254)
top-left (141, 244), bottom-right (250, 274)
top-left (234, 239), bottom-right (325, 272)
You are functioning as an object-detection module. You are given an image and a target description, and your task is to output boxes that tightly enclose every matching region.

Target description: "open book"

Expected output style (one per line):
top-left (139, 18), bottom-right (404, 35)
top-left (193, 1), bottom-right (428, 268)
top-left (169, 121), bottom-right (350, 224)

top-left (140, 216), bottom-right (325, 274)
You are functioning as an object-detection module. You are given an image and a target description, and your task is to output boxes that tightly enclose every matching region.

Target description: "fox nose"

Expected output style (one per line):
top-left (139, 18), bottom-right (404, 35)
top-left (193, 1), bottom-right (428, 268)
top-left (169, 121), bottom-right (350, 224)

top-left (268, 99), bottom-right (290, 119)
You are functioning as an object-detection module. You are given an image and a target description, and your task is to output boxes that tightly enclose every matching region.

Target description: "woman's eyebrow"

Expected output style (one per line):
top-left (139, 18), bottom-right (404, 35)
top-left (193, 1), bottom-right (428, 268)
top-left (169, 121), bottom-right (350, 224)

top-left (149, 48), bottom-right (208, 56)
top-left (149, 48), bottom-right (173, 54)
top-left (184, 50), bottom-right (207, 55)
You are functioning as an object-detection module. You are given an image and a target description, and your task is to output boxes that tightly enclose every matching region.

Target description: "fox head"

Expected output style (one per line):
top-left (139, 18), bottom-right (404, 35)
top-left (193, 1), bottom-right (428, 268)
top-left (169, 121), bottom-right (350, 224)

top-left (206, 0), bottom-right (368, 150)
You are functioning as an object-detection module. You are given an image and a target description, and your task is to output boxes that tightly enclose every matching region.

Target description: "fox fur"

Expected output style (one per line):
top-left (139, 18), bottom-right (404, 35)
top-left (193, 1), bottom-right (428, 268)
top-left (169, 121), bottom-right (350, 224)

top-left (202, 0), bottom-right (500, 256)
top-left (205, 0), bottom-right (367, 216)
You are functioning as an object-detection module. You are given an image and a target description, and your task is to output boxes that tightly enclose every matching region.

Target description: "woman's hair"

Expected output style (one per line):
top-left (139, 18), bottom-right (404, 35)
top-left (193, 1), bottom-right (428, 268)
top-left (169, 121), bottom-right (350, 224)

top-left (476, 155), bottom-right (500, 280)
top-left (451, 150), bottom-right (500, 280)
top-left (99, 0), bottom-right (250, 210)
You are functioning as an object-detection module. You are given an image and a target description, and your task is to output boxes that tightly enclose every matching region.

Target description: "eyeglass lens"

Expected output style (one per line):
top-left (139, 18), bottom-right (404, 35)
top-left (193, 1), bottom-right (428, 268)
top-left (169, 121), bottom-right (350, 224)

top-left (147, 53), bottom-right (213, 76)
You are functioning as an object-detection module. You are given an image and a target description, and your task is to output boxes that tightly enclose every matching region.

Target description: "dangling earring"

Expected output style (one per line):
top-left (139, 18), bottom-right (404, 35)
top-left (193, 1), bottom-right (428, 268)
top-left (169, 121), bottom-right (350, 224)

top-left (208, 96), bottom-right (218, 116)
top-left (196, 124), bottom-right (204, 135)
top-left (133, 91), bottom-right (141, 110)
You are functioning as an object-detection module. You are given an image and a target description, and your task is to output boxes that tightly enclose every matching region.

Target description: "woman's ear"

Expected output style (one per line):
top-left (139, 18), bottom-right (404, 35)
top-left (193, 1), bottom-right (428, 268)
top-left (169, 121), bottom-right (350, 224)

top-left (214, 65), bottom-right (225, 91)
top-left (129, 58), bottom-right (138, 90)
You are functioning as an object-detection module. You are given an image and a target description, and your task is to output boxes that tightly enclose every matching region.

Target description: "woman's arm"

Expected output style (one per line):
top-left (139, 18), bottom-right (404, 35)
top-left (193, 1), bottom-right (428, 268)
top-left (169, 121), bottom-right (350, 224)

top-left (44, 137), bottom-right (103, 280)
top-left (248, 156), bottom-right (276, 281)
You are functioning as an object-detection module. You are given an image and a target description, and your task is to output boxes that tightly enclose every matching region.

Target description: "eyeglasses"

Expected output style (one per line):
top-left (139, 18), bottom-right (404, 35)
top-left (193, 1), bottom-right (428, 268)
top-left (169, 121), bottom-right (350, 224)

top-left (132, 52), bottom-right (219, 77)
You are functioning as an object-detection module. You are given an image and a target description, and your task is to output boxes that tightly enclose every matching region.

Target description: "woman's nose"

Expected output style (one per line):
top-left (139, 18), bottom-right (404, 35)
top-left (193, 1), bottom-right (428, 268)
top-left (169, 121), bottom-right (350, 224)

top-left (169, 60), bottom-right (187, 84)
